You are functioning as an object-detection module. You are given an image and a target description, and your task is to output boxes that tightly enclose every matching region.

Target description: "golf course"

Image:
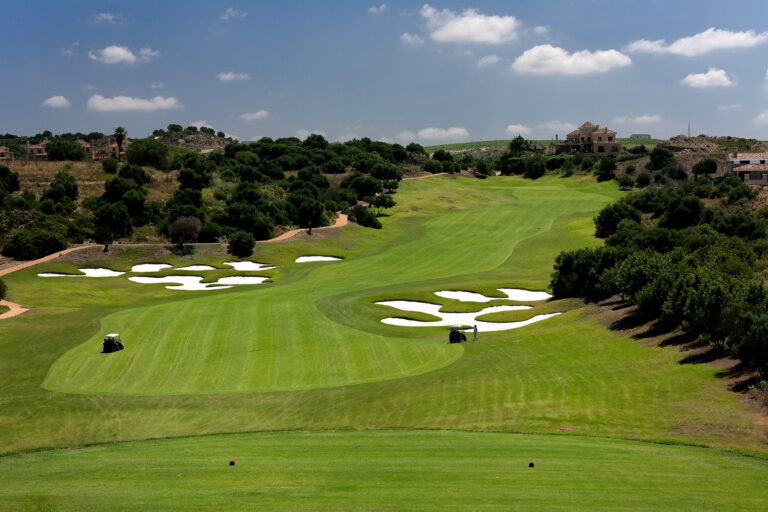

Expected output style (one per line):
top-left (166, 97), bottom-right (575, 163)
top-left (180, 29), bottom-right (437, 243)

top-left (1, 175), bottom-right (767, 510)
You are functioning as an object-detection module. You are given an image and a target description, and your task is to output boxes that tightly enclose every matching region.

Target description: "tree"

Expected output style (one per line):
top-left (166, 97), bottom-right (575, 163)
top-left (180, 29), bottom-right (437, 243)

top-left (126, 139), bottom-right (169, 170)
top-left (42, 171), bottom-right (78, 203)
top-left (734, 312), bottom-right (768, 378)
top-left (646, 146), bottom-right (675, 171)
top-left (636, 172), bottom-right (651, 187)
top-left (692, 158), bottom-right (718, 176)
top-left (372, 194), bottom-right (396, 216)
top-left (475, 159), bottom-right (491, 177)
top-left (509, 135), bottom-right (529, 157)
top-left (596, 157), bottom-right (617, 182)
top-left (594, 201), bottom-right (642, 238)
top-left (0, 165), bottom-right (21, 201)
top-left (114, 127), bottom-right (126, 161)
top-left (94, 202), bottom-right (133, 251)
top-left (523, 155), bottom-right (545, 179)
top-left (0, 278), bottom-right (5, 301)
top-left (46, 139), bottom-right (86, 161)
top-left (167, 216), bottom-right (201, 249)
top-left (406, 142), bottom-right (426, 154)
top-left (228, 230), bottom-right (255, 257)
top-left (118, 164), bottom-right (151, 186)
top-left (616, 174), bottom-right (634, 190)
top-left (102, 157), bottom-right (119, 174)
top-left (167, 124), bottom-right (183, 133)
top-left (431, 149), bottom-right (452, 162)
top-left (349, 204), bottom-right (381, 229)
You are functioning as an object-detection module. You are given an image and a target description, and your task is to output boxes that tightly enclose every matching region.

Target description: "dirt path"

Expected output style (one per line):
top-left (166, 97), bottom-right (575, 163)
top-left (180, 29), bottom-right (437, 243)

top-left (0, 245), bottom-right (97, 278)
top-left (0, 300), bottom-right (28, 320)
top-left (265, 213), bottom-right (348, 242)
top-left (403, 172), bottom-right (448, 181)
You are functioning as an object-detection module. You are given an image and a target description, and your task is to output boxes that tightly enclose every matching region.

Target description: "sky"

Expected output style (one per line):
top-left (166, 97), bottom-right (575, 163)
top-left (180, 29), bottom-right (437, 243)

top-left (3, 0), bottom-right (768, 143)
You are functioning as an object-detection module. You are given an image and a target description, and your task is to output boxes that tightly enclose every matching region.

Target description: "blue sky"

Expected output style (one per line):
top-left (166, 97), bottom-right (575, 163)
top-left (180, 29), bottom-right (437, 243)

top-left (3, 0), bottom-right (768, 143)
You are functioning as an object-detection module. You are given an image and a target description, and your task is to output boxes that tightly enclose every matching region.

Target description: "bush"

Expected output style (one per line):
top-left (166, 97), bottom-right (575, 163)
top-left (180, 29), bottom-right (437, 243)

top-left (692, 158), bottom-right (718, 175)
top-left (42, 171), bottom-right (78, 203)
top-left (118, 164), bottom-right (151, 186)
top-left (349, 205), bottom-right (381, 229)
top-left (0, 278), bottom-right (6, 300)
top-left (167, 216), bottom-right (201, 248)
top-left (46, 139), bottom-right (86, 161)
top-left (432, 149), bottom-right (452, 162)
top-left (646, 146), bottom-right (675, 171)
top-left (523, 155), bottom-right (545, 179)
top-left (126, 139), bottom-right (169, 170)
top-left (596, 157), bottom-right (617, 182)
top-left (228, 230), bottom-right (255, 257)
top-left (628, 145), bottom-right (647, 155)
top-left (616, 174), bottom-right (634, 190)
top-left (594, 201), bottom-right (642, 238)
top-left (625, 164), bottom-right (635, 175)
top-left (102, 158), bottom-right (119, 174)
top-left (1, 227), bottom-right (67, 260)
top-left (636, 172), bottom-right (651, 187)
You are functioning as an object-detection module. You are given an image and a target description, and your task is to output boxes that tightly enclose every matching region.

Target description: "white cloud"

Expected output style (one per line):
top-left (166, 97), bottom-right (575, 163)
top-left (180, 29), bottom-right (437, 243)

top-left (764, 68), bottom-right (768, 91)
top-left (537, 120), bottom-right (575, 133)
top-left (221, 7), bottom-right (247, 21)
top-left (420, 4), bottom-right (520, 44)
top-left (88, 45), bottom-right (159, 64)
top-left (60, 42), bottom-right (78, 58)
top-left (505, 124), bottom-right (531, 136)
top-left (416, 127), bottom-right (470, 140)
top-left (512, 45), bottom-right (631, 74)
top-left (217, 71), bottom-right (250, 81)
top-left (396, 130), bottom-right (416, 142)
top-left (718, 103), bottom-right (742, 111)
top-left (150, 82), bottom-right (165, 89)
top-left (296, 129), bottom-right (325, 139)
top-left (41, 95), bottom-right (70, 109)
top-left (400, 33), bottom-right (424, 45)
top-left (240, 110), bottom-right (270, 121)
top-left (87, 94), bottom-right (182, 112)
top-left (754, 110), bottom-right (768, 124)
top-left (681, 67), bottom-right (734, 88)
top-left (477, 55), bottom-right (501, 67)
top-left (190, 120), bottom-right (213, 129)
top-left (625, 28), bottom-right (768, 57)
top-left (336, 133), bottom-right (360, 142)
top-left (94, 12), bottom-right (118, 24)
top-left (533, 25), bottom-right (549, 35)
top-left (613, 114), bottom-right (662, 123)
top-left (368, 4), bottom-right (386, 14)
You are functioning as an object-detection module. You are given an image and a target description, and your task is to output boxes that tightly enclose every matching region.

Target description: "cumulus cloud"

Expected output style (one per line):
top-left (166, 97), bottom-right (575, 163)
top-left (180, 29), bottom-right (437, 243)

top-left (190, 120), bottom-right (213, 129)
top-left (88, 45), bottom-right (159, 64)
top-left (476, 55), bottom-right (500, 67)
top-left (221, 7), bottom-right (247, 21)
top-left (87, 94), bottom-right (181, 112)
top-left (613, 114), bottom-right (662, 123)
top-left (41, 95), bottom-right (70, 109)
top-left (400, 33), bottom-right (424, 45)
top-left (416, 127), bottom-right (470, 140)
top-left (505, 124), bottom-right (531, 136)
top-left (681, 68), bottom-right (734, 88)
top-left (533, 25), bottom-right (549, 35)
top-left (420, 4), bottom-right (520, 44)
top-left (625, 28), bottom-right (768, 57)
top-left (240, 110), bottom-right (270, 121)
top-left (512, 45), bottom-right (631, 75)
top-left (368, 4), bottom-right (386, 14)
top-left (60, 42), bottom-right (78, 58)
top-left (754, 110), bottom-right (768, 124)
top-left (396, 130), bottom-right (416, 142)
top-left (94, 12), bottom-right (118, 24)
top-left (217, 71), bottom-right (250, 81)
top-left (296, 129), bottom-right (325, 139)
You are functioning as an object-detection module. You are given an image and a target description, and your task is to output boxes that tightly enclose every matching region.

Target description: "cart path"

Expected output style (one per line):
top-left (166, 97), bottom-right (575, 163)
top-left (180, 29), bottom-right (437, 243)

top-left (0, 245), bottom-right (98, 278)
top-left (265, 213), bottom-right (348, 242)
top-left (403, 172), bottom-right (448, 180)
top-left (0, 300), bottom-right (28, 320)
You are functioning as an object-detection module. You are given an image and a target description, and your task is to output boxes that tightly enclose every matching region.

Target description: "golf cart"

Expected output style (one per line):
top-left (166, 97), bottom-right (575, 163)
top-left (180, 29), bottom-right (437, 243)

top-left (448, 325), bottom-right (467, 344)
top-left (103, 333), bottom-right (124, 353)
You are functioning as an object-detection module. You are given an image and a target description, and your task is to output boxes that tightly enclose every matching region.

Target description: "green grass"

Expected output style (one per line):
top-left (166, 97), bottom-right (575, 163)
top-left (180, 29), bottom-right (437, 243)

top-left (1, 174), bottom-right (767, 509)
top-left (0, 305), bottom-right (9, 315)
top-left (2, 430), bottom-right (767, 511)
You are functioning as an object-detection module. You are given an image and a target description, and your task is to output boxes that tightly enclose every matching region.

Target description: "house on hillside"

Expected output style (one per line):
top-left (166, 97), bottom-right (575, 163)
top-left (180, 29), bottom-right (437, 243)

top-left (25, 139), bottom-right (48, 159)
top-left (92, 136), bottom-right (131, 160)
top-left (76, 139), bottom-right (96, 159)
top-left (730, 151), bottom-right (768, 186)
top-left (0, 146), bottom-right (14, 161)
top-left (555, 122), bottom-right (621, 156)
top-left (630, 134), bottom-right (651, 139)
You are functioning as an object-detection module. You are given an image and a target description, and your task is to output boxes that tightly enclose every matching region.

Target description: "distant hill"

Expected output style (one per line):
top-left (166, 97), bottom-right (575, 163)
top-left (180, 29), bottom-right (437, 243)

top-left (155, 131), bottom-right (229, 154)
top-left (660, 135), bottom-right (768, 154)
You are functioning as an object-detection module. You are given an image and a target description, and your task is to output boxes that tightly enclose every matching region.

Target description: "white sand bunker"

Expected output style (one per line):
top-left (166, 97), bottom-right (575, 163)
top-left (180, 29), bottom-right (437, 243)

top-left (224, 261), bottom-right (276, 271)
top-left (39, 268), bottom-right (125, 278)
top-left (296, 256), bottom-right (343, 263)
top-left (434, 288), bottom-right (552, 303)
top-left (128, 275), bottom-right (269, 291)
top-left (175, 265), bottom-right (217, 271)
top-left (375, 300), bottom-right (560, 332)
top-left (130, 264), bottom-right (172, 273)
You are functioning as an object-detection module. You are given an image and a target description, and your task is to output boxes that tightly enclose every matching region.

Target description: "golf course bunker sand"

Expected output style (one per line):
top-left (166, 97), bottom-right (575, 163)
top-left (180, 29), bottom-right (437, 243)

top-left (296, 256), bottom-right (343, 263)
top-left (224, 261), bottom-right (276, 271)
top-left (434, 288), bottom-right (552, 302)
top-left (175, 265), bottom-right (217, 271)
top-left (128, 275), bottom-right (270, 291)
top-left (38, 268), bottom-right (125, 278)
top-left (130, 264), bottom-right (172, 273)
top-left (376, 300), bottom-right (561, 332)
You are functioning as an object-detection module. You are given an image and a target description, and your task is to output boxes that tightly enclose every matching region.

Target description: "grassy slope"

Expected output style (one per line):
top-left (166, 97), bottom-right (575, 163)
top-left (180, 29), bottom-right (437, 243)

top-left (2, 431), bottom-right (768, 511)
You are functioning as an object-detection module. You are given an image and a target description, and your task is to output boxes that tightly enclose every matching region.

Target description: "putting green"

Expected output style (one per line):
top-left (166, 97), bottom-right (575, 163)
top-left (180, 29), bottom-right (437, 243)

top-left (42, 176), bottom-right (619, 395)
top-left (1, 430), bottom-right (767, 511)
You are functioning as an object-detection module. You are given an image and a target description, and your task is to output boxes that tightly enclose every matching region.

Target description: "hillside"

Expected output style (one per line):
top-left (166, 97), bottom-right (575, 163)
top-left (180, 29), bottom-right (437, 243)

top-left (154, 131), bottom-right (229, 153)
top-left (660, 135), bottom-right (768, 154)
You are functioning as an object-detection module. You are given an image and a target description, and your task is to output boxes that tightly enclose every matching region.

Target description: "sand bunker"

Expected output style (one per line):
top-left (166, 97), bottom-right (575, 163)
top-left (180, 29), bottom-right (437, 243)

top-left (39, 268), bottom-right (125, 278)
top-left (295, 256), bottom-right (343, 263)
top-left (175, 265), bottom-right (216, 271)
top-left (434, 288), bottom-right (552, 303)
top-left (215, 276), bottom-right (269, 285)
top-left (128, 274), bottom-right (270, 291)
top-left (224, 261), bottom-right (277, 271)
top-left (130, 264), bottom-right (172, 273)
top-left (375, 300), bottom-right (560, 332)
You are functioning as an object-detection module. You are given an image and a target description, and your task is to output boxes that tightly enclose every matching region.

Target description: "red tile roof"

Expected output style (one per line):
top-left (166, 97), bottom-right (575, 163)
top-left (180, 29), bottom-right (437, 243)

top-left (734, 164), bottom-right (768, 171)
top-left (734, 152), bottom-right (768, 160)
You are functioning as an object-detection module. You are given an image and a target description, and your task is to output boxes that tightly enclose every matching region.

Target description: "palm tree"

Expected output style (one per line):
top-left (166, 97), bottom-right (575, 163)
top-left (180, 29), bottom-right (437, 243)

top-left (114, 126), bottom-right (126, 161)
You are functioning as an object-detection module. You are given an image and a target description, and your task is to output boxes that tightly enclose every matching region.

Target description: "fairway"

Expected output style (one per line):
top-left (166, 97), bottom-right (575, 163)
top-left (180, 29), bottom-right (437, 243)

top-left (2, 430), bottom-right (768, 511)
top-left (1, 175), bottom-right (767, 510)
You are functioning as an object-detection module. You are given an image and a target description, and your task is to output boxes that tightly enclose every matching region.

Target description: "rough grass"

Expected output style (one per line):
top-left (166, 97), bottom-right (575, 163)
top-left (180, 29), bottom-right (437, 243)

top-left (2, 430), bottom-right (768, 511)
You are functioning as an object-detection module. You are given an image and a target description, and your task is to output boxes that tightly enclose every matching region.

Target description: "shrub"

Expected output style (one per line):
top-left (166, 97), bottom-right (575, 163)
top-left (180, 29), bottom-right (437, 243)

top-left (126, 139), bottom-right (169, 170)
top-left (118, 164), bottom-right (151, 186)
top-left (167, 216), bottom-right (201, 248)
top-left (692, 158), bottom-right (718, 175)
top-left (646, 146), bottom-right (675, 170)
top-left (594, 201), bottom-right (642, 238)
top-left (636, 172), bottom-right (651, 187)
top-left (42, 171), bottom-right (78, 203)
top-left (198, 222), bottom-right (221, 242)
top-left (616, 174), bottom-right (634, 190)
top-left (102, 158), bottom-right (119, 174)
top-left (596, 157), bottom-right (617, 182)
top-left (228, 230), bottom-right (255, 257)
top-left (46, 139), bottom-right (86, 161)
top-left (1, 227), bottom-right (67, 260)
top-left (545, 157), bottom-right (565, 170)
top-left (349, 205), bottom-right (381, 229)
top-left (0, 278), bottom-right (6, 300)
top-left (432, 149), bottom-right (452, 162)
top-left (523, 155), bottom-right (545, 179)
top-left (625, 164), bottom-right (635, 175)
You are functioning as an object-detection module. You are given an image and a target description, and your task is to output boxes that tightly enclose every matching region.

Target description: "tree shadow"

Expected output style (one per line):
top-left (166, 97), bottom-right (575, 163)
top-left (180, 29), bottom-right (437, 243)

top-left (679, 346), bottom-right (725, 365)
